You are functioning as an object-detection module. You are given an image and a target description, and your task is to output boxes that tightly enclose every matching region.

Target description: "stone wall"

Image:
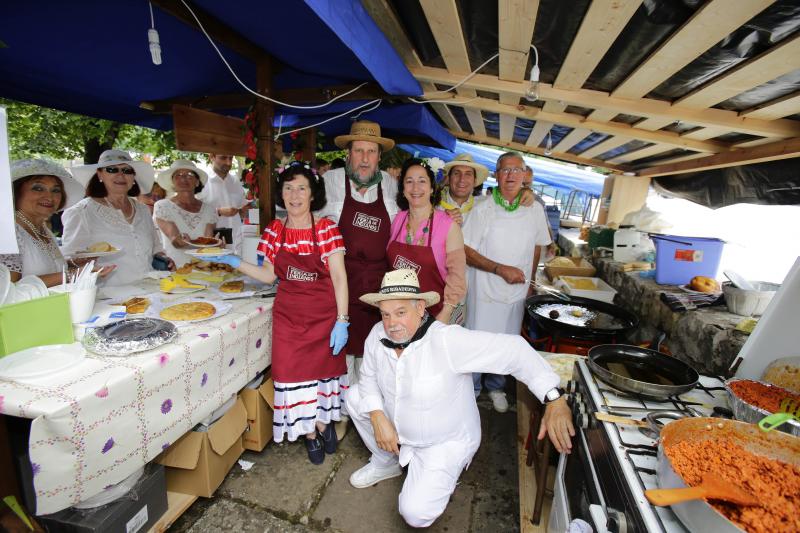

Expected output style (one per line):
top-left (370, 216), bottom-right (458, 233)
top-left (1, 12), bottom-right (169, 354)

top-left (593, 258), bottom-right (748, 376)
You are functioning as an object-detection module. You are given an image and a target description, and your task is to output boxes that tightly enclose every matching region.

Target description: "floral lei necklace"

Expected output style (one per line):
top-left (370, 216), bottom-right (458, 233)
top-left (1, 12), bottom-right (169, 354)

top-left (492, 187), bottom-right (522, 212)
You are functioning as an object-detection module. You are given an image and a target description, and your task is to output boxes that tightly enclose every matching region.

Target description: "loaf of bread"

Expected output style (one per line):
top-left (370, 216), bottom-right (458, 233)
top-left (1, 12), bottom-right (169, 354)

top-left (690, 275), bottom-right (720, 293)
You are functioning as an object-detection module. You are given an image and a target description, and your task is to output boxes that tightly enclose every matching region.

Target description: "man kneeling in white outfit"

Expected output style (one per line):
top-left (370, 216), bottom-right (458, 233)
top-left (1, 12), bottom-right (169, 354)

top-left (346, 269), bottom-right (574, 528)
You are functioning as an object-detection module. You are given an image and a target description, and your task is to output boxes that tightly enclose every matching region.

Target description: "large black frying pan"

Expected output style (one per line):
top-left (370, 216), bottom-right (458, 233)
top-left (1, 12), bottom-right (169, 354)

top-left (588, 344), bottom-right (699, 398)
top-left (526, 294), bottom-right (639, 340)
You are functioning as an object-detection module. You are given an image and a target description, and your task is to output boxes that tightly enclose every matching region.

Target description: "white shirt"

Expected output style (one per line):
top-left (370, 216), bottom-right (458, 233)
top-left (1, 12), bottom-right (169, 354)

top-left (153, 199), bottom-right (218, 267)
top-left (196, 172), bottom-right (246, 249)
top-left (61, 198), bottom-right (165, 286)
top-left (315, 167), bottom-right (400, 223)
top-left (359, 320), bottom-right (559, 459)
top-left (0, 223), bottom-right (65, 277)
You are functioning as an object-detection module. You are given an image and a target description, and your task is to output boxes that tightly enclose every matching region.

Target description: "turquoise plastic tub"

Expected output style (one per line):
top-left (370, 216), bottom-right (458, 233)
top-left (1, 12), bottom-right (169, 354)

top-left (652, 234), bottom-right (724, 285)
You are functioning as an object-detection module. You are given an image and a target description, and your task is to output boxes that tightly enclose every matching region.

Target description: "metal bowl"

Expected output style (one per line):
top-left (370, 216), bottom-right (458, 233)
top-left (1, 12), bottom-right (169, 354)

top-left (724, 378), bottom-right (800, 437)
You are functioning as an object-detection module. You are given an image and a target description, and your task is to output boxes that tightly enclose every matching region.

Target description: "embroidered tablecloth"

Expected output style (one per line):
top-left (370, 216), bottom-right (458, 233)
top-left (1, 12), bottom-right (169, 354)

top-left (0, 288), bottom-right (273, 514)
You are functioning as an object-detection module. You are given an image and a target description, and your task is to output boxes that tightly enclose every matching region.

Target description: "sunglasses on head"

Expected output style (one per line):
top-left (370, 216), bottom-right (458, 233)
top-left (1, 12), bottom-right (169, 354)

top-left (102, 166), bottom-right (136, 175)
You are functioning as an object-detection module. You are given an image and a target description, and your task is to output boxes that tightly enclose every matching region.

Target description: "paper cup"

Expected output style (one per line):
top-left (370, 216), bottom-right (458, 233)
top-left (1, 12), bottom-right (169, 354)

top-left (50, 284), bottom-right (98, 323)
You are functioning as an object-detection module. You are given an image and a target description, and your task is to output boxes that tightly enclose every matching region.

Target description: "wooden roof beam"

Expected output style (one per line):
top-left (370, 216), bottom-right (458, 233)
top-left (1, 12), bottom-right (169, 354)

top-left (452, 131), bottom-right (629, 172)
top-left (360, 0), bottom-right (462, 131)
top-left (553, 128), bottom-right (593, 153)
top-left (579, 136), bottom-right (634, 159)
top-left (677, 33), bottom-right (800, 109)
top-left (151, 0), bottom-right (268, 62)
top-left (605, 143), bottom-right (673, 164)
top-left (426, 93), bottom-right (731, 152)
top-left (741, 90), bottom-right (800, 120)
top-left (411, 66), bottom-right (800, 138)
top-left (637, 137), bottom-right (800, 177)
top-left (499, 114), bottom-right (516, 142)
top-left (526, 121), bottom-right (553, 148)
top-left (612, 0), bottom-right (775, 99)
top-left (497, 0), bottom-right (538, 105)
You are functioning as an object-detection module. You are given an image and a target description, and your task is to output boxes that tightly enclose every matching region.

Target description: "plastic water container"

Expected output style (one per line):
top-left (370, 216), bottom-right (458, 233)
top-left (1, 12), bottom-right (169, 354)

top-left (613, 228), bottom-right (640, 262)
top-left (652, 234), bottom-right (724, 285)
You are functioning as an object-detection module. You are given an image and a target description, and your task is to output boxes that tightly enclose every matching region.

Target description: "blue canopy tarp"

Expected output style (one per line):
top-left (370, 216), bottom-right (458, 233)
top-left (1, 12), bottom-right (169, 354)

top-left (401, 140), bottom-right (606, 196)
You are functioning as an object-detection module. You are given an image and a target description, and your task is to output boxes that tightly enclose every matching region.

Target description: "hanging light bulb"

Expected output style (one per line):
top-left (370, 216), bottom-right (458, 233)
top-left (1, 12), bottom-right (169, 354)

top-left (524, 44), bottom-right (540, 103)
top-left (148, 2), bottom-right (162, 65)
top-left (544, 131), bottom-right (553, 156)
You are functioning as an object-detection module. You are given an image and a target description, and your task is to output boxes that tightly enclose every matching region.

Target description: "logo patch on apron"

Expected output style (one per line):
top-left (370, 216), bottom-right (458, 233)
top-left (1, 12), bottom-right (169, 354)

top-left (286, 265), bottom-right (318, 282)
top-left (352, 211), bottom-right (381, 232)
top-left (393, 255), bottom-right (421, 274)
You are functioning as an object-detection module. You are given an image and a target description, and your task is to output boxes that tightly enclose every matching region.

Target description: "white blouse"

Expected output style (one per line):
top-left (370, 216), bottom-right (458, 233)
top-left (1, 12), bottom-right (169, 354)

top-left (0, 223), bottom-right (65, 277)
top-left (61, 198), bottom-right (165, 286)
top-left (153, 199), bottom-right (218, 267)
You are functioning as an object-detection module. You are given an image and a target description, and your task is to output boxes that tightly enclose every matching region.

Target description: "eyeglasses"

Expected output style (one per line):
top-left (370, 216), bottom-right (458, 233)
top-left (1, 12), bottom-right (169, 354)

top-left (173, 172), bottom-right (198, 179)
top-left (102, 166), bottom-right (136, 175)
top-left (496, 167), bottom-right (525, 176)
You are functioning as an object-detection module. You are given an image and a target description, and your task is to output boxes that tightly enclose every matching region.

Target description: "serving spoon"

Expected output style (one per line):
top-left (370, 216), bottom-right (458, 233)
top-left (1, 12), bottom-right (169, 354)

top-left (645, 473), bottom-right (758, 507)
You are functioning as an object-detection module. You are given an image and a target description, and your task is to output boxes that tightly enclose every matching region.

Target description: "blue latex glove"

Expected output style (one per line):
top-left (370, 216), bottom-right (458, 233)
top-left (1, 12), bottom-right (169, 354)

top-left (330, 321), bottom-right (349, 356)
top-left (203, 255), bottom-right (241, 268)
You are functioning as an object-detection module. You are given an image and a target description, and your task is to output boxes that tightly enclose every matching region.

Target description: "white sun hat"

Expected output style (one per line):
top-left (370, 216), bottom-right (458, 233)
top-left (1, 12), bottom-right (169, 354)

top-left (71, 149), bottom-right (154, 193)
top-left (155, 159), bottom-right (209, 195)
top-left (11, 158), bottom-right (85, 210)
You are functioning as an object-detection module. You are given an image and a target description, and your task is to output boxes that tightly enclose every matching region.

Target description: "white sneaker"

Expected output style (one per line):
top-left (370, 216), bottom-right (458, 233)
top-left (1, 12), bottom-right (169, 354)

top-left (488, 390), bottom-right (509, 413)
top-left (349, 461), bottom-right (402, 489)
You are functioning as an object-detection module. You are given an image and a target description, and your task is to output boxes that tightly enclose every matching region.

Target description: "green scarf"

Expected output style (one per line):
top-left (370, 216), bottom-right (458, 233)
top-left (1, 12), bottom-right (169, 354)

top-left (492, 187), bottom-right (522, 212)
top-left (346, 164), bottom-right (383, 190)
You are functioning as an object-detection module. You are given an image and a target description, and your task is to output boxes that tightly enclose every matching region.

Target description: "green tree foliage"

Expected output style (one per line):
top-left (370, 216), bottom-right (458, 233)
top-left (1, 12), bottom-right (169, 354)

top-left (1, 98), bottom-right (197, 165)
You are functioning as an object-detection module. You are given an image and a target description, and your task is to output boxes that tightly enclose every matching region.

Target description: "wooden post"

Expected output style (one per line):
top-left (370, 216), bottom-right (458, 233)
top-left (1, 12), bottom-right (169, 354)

top-left (303, 128), bottom-right (317, 165)
top-left (255, 59), bottom-right (274, 231)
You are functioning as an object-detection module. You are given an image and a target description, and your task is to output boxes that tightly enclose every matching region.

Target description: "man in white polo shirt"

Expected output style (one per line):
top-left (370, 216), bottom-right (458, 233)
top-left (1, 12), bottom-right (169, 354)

top-left (197, 153), bottom-right (247, 253)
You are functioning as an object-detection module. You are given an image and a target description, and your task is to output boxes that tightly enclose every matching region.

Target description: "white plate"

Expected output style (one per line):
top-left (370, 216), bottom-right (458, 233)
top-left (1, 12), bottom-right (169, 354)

top-left (0, 265), bottom-right (11, 306)
top-left (186, 249), bottom-right (232, 258)
top-left (161, 284), bottom-right (207, 295)
top-left (18, 275), bottom-right (49, 298)
top-left (678, 284), bottom-right (721, 296)
top-left (67, 249), bottom-right (121, 260)
top-left (145, 298), bottom-right (232, 324)
top-left (186, 238), bottom-right (223, 249)
top-left (0, 342), bottom-right (86, 381)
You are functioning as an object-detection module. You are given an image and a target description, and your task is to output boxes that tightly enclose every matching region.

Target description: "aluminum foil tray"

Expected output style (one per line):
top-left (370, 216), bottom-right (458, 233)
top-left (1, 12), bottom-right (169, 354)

top-left (724, 378), bottom-right (800, 437)
top-left (83, 317), bottom-right (178, 356)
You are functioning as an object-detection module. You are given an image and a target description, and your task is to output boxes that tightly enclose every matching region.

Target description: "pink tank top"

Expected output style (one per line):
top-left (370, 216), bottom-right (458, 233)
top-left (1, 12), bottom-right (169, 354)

top-left (388, 209), bottom-right (453, 281)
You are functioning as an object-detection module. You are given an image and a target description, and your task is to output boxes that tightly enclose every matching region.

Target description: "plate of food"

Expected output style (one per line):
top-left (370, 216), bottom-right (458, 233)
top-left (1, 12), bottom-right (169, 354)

top-left (67, 241), bottom-right (121, 259)
top-left (147, 299), bottom-right (232, 324)
top-left (159, 275), bottom-right (208, 295)
top-left (187, 236), bottom-right (223, 248)
top-left (185, 247), bottom-right (232, 258)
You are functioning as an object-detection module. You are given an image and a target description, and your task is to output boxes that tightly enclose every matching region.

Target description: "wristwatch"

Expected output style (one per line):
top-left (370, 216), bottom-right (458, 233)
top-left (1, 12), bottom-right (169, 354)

top-left (544, 387), bottom-right (564, 404)
top-left (336, 314), bottom-right (350, 322)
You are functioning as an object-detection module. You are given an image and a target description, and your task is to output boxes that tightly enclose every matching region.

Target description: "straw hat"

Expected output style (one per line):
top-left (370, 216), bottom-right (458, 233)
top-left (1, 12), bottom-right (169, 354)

top-left (359, 269), bottom-right (440, 308)
top-left (442, 153), bottom-right (489, 185)
top-left (11, 159), bottom-right (85, 210)
top-left (71, 149), bottom-right (154, 193)
top-left (334, 120), bottom-right (395, 151)
top-left (155, 160), bottom-right (209, 194)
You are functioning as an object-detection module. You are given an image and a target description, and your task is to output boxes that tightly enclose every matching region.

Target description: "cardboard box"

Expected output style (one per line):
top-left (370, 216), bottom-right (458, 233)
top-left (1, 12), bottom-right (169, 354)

top-left (157, 398), bottom-right (247, 497)
top-left (556, 276), bottom-right (617, 304)
top-left (38, 464), bottom-right (167, 533)
top-left (239, 374), bottom-right (275, 452)
top-left (544, 257), bottom-right (597, 281)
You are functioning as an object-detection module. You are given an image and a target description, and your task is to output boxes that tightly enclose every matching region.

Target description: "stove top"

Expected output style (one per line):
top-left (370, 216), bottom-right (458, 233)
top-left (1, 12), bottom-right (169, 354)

top-left (571, 359), bottom-right (730, 532)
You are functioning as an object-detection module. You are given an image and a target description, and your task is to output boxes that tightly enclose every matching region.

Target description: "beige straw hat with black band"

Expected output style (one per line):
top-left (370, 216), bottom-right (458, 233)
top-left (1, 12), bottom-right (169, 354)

top-left (442, 153), bottom-right (489, 185)
top-left (334, 120), bottom-right (395, 151)
top-left (359, 269), bottom-right (440, 307)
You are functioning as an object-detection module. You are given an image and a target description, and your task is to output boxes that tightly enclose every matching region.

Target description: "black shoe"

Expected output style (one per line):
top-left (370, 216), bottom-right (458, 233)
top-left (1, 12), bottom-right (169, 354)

top-left (318, 423), bottom-right (337, 454)
top-left (305, 436), bottom-right (324, 465)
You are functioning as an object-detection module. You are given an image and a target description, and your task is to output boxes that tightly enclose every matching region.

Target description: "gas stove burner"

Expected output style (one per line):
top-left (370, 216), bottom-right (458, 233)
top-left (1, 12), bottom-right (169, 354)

top-left (711, 405), bottom-right (735, 419)
top-left (639, 411), bottom-right (688, 439)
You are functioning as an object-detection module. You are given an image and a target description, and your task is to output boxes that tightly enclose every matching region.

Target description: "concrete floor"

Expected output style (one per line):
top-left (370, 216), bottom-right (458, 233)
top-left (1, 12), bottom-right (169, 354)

top-left (169, 394), bottom-right (520, 533)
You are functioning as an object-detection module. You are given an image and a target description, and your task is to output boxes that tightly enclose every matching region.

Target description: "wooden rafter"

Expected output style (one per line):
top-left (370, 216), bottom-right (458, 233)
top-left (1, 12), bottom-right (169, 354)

top-left (499, 114), bottom-right (516, 142)
top-left (637, 137), bottom-right (800, 177)
top-left (411, 66), bottom-right (800, 138)
top-left (497, 0), bottom-right (538, 105)
top-left (742, 91), bottom-right (800, 120)
top-left (360, 0), bottom-right (461, 131)
top-left (579, 136), bottom-right (633, 159)
top-left (612, 0), bottom-right (775, 99)
top-left (452, 131), bottom-right (629, 172)
top-left (525, 121), bottom-right (553, 148)
top-left (424, 93), bottom-right (732, 152)
top-left (418, 0), bottom-right (486, 137)
top-left (554, 0), bottom-right (642, 90)
top-left (606, 143), bottom-right (671, 164)
top-left (677, 34), bottom-right (800, 109)
top-left (553, 128), bottom-right (592, 153)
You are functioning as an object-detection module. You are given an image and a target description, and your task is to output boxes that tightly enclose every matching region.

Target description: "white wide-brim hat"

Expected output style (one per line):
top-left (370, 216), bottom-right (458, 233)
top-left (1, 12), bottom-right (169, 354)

top-left (155, 159), bottom-right (209, 195)
top-left (11, 158), bottom-right (85, 210)
top-left (442, 153), bottom-right (489, 186)
top-left (359, 269), bottom-right (440, 308)
top-left (71, 149), bottom-right (154, 193)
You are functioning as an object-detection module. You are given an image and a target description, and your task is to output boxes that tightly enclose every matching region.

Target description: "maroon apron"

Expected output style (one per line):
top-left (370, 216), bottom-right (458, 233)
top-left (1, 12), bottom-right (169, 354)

top-left (338, 179), bottom-right (391, 356)
top-left (386, 211), bottom-right (445, 318)
top-left (271, 220), bottom-right (346, 382)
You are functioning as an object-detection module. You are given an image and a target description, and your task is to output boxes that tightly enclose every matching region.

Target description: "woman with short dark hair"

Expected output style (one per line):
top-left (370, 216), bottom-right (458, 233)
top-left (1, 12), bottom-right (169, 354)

top-left (62, 150), bottom-right (175, 285)
top-left (387, 158), bottom-right (466, 324)
top-left (204, 162), bottom-right (350, 465)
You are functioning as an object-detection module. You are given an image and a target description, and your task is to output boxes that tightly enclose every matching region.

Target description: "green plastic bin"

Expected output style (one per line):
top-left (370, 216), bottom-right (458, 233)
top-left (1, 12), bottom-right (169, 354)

top-left (0, 293), bottom-right (74, 357)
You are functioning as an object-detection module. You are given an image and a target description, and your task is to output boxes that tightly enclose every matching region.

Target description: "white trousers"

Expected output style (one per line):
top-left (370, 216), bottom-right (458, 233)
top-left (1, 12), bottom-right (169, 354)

top-left (346, 383), bottom-right (472, 528)
top-left (339, 355), bottom-right (363, 418)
